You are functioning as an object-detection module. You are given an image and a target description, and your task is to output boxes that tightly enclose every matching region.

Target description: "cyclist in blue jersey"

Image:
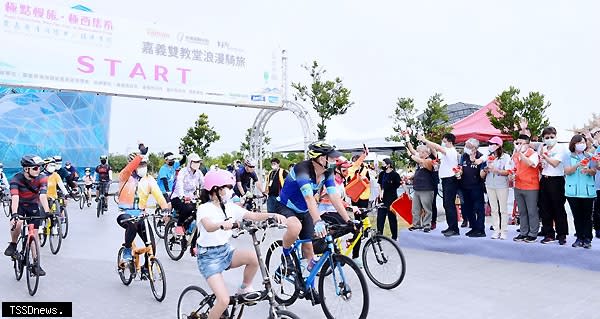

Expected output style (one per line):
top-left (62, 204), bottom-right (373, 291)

top-left (158, 150), bottom-right (187, 202)
top-left (275, 141), bottom-right (353, 274)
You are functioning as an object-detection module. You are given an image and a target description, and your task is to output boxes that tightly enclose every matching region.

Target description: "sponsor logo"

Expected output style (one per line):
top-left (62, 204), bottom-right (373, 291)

top-left (251, 95), bottom-right (265, 102)
top-left (268, 96), bottom-right (279, 103)
top-left (180, 34), bottom-right (210, 46)
top-left (146, 29), bottom-right (170, 39)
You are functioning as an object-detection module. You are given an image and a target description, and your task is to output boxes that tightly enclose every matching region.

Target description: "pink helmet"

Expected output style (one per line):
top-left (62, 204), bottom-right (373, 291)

top-left (203, 169), bottom-right (235, 190)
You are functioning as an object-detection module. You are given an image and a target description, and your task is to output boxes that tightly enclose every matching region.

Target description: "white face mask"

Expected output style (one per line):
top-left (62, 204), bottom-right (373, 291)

top-left (575, 143), bottom-right (587, 152)
top-left (488, 145), bottom-right (498, 153)
top-left (136, 167), bottom-right (148, 177)
top-left (464, 148), bottom-right (472, 155)
top-left (224, 188), bottom-right (234, 201)
top-left (191, 163), bottom-right (200, 171)
top-left (46, 165), bottom-right (56, 173)
top-left (545, 139), bottom-right (557, 147)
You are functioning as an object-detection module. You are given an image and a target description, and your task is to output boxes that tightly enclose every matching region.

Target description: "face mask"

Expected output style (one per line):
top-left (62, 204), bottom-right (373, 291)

top-left (56, 164), bottom-right (62, 169)
top-left (167, 161), bottom-right (174, 166)
top-left (46, 165), bottom-right (56, 173)
top-left (464, 148), bottom-right (472, 155)
top-left (100, 159), bottom-right (107, 165)
top-left (224, 188), bottom-right (234, 201)
top-left (85, 172), bottom-right (90, 176)
top-left (271, 164), bottom-right (279, 170)
top-left (544, 139), bottom-right (557, 147)
top-left (136, 167), bottom-right (148, 177)
top-left (488, 145), bottom-right (498, 153)
top-left (520, 145), bottom-right (528, 153)
top-left (575, 143), bottom-right (587, 152)
top-left (65, 165), bottom-right (71, 169)
top-left (191, 163), bottom-right (200, 171)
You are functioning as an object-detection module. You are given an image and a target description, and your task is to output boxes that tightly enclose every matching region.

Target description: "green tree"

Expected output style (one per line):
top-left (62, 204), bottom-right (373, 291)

top-left (487, 86), bottom-right (550, 141)
top-left (387, 98), bottom-right (419, 168)
top-left (180, 113), bottom-right (220, 158)
top-left (292, 61), bottom-right (354, 140)
top-left (421, 93), bottom-right (451, 143)
top-left (148, 153), bottom-right (163, 175)
top-left (240, 128), bottom-right (271, 158)
top-left (108, 154), bottom-right (127, 173)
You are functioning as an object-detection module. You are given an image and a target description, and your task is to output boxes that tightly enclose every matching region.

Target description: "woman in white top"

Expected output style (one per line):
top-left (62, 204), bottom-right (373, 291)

top-left (195, 169), bottom-right (286, 319)
top-left (171, 153), bottom-right (205, 235)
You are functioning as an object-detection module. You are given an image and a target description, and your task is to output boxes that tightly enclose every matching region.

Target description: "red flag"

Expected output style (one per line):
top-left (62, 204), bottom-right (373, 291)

top-left (390, 193), bottom-right (413, 225)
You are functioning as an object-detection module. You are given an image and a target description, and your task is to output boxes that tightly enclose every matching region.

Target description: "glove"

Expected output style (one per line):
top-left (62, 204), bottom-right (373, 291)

top-left (138, 143), bottom-right (149, 155)
top-left (314, 220), bottom-right (327, 235)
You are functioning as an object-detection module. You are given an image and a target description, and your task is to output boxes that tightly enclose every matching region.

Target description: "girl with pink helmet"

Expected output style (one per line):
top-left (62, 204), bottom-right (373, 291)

top-left (193, 169), bottom-right (286, 319)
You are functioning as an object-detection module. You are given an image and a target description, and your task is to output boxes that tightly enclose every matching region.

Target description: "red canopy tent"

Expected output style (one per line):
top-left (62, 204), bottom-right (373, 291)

top-left (452, 100), bottom-right (512, 144)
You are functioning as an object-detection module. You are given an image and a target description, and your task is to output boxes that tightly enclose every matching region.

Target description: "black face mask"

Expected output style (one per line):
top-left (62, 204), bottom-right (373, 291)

top-left (100, 160), bottom-right (107, 165)
top-left (167, 161), bottom-right (174, 166)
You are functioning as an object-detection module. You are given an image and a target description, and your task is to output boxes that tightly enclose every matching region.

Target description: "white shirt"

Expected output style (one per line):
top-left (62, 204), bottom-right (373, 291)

top-left (438, 147), bottom-right (459, 178)
top-left (196, 202), bottom-right (246, 247)
top-left (541, 145), bottom-right (565, 177)
top-left (171, 167), bottom-right (204, 199)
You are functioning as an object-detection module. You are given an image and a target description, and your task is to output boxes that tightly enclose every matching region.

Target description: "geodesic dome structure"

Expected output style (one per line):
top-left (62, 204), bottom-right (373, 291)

top-left (0, 87), bottom-right (111, 177)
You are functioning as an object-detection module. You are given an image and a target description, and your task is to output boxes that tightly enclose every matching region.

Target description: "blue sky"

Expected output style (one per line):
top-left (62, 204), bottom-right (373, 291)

top-left (85, 0), bottom-right (600, 155)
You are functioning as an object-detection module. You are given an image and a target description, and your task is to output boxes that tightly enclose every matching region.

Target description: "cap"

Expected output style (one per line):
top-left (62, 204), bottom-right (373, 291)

top-left (488, 136), bottom-right (503, 145)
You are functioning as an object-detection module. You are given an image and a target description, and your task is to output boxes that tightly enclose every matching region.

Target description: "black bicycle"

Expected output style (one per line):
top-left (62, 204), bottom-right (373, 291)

top-left (177, 218), bottom-right (300, 319)
top-left (95, 182), bottom-right (110, 218)
top-left (11, 214), bottom-right (46, 296)
top-left (164, 213), bottom-right (196, 261)
top-left (1, 190), bottom-right (10, 217)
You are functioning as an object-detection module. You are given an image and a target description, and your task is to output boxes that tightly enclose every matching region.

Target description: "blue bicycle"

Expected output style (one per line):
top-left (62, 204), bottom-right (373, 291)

top-left (265, 223), bottom-right (369, 319)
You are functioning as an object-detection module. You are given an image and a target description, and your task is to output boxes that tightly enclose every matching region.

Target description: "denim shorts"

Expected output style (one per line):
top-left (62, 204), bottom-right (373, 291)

top-left (197, 243), bottom-right (235, 279)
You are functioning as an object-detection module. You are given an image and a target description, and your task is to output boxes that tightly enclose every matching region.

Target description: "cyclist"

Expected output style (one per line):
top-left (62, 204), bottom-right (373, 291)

top-left (4, 155), bottom-right (51, 276)
top-left (64, 161), bottom-right (80, 195)
top-left (42, 157), bottom-right (69, 220)
top-left (275, 142), bottom-right (353, 275)
top-left (94, 155), bottom-right (113, 210)
top-left (83, 168), bottom-right (94, 206)
top-left (234, 159), bottom-right (266, 210)
top-left (170, 153), bottom-right (204, 235)
top-left (116, 143), bottom-right (170, 262)
top-left (193, 169), bottom-right (285, 319)
top-left (0, 162), bottom-right (10, 198)
top-left (158, 151), bottom-right (187, 203)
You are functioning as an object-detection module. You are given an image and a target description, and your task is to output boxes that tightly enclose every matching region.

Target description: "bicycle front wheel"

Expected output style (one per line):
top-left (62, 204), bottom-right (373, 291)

top-left (273, 310), bottom-right (302, 319)
top-left (60, 206), bottom-right (69, 239)
top-left (177, 285), bottom-right (212, 319)
top-left (362, 235), bottom-right (406, 289)
top-left (14, 245), bottom-right (24, 280)
top-left (264, 239), bottom-right (300, 306)
top-left (39, 219), bottom-right (49, 247)
top-left (164, 221), bottom-right (185, 261)
top-left (149, 257), bottom-right (167, 302)
top-left (117, 247), bottom-right (134, 285)
top-left (153, 207), bottom-right (166, 239)
top-left (25, 235), bottom-right (41, 296)
top-left (49, 218), bottom-right (63, 255)
top-left (318, 254), bottom-right (369, 319)
top-left (79, 193), bottom-right (85, 210)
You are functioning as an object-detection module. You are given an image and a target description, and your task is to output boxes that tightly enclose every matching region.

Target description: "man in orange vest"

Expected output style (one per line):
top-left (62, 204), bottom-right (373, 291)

top-left (512, 134), bottom-right (541, 243)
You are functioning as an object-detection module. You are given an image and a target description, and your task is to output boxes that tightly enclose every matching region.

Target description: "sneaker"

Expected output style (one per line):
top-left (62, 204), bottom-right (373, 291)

top-left (237, 285), bottom-right (256, 295)
top-left (352, 258), bottom-right (363, 269)
top-left (461, 220), bottom-right (468, 228)
top-left (540, 237), bottom-right (555, 244)
top-left (582, 240), bottom-right (592, 249)
top-left (524, 236), bottom-right (537, 243)
top-left (490, 232), bottom-right (500, 240)
top-left (175, 226), bottom-right (185, 236)
top-left (32, 265), bottom-right (46, 276)
top-left (468, 231), bottom-right (486, 238)
top-left (122, 247), bottom-right (133, 261)
top-left (490, 225), bottom-right (495, 231)
top-left (443, 230), bottom-right (459, 237)
top-left (423, 227), bottom-right (431, 233)
top-left (499, 232), bottom-right (507, 240)
top-left (4, 242), bottom-right (17, 256)
top-left (279, 253), bottom-right (296, 276)
top-left (513, 235), bottom-right (527, 242)
top-left (572, 239), bottom-right (583, 248)
top-left (558, 236), bottom-right (567, 245)
top-left (465, 229), bottom-right (475, 237)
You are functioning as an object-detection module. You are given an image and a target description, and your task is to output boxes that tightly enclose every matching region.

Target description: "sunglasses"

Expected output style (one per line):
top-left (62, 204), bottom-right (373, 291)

top-left (30, 166), bottom-right (41, 171)
top-left (191, 160), bottom-right (201, 164)
top-left (247, 165), bottom-right (255, 168)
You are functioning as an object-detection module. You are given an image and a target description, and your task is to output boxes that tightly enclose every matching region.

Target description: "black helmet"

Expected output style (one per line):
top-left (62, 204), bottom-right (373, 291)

top-left (308, 141), bottom-right (342, 159)
top-left (21, 155), bottom-right (44, 167)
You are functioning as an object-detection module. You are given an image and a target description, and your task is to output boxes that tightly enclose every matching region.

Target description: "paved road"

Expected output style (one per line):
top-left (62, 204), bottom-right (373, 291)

top-left (1, 200), bottom-right (597, 319)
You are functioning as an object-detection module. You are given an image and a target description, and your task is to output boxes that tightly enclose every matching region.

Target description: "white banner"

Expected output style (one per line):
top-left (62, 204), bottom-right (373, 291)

top-left (0, 0), bottom-right (282, 107)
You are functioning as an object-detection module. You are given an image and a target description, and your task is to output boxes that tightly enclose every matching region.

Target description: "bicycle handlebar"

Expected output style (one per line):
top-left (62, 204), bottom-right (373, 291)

top-left (232, 218), bottom-right (286, 238)
top-left (10, 214), bottom-right (46, 231)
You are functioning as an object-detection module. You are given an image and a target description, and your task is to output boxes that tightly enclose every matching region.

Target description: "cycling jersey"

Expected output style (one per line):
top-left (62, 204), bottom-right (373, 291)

top-left (46, 172), bottom-right (68, 199)
top-left (117, 155), bottom-right (168, 210)
top-left (277, 160), bottom-right (337, 214)
top-left (158, 162), bottom-right (181, 193)
top-left (95, 164), bottom-right (112, 182)
top-left (234, 167), bottom-right (258, 196)
top-left (10, 172), bottom-right (48, 207)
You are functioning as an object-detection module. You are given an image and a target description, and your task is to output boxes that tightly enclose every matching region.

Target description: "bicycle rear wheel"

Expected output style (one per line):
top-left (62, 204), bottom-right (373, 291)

top-left (149, 257), bottom-right (167, 302)
top-left (96, 198), bottom-right (102, 218)
top-left (164, 221), bottom-right (185, 261)
top-left (177, 285), bottom-right (212, 319)
top-left (49, 217), bottom-right (62, 255)
top-left (79, 193), bottom-right (85, 210)
top-left (318, 254), bottom-right (369, 319)
top-left (153, 207), bottom-right (166, 239)
top-left (362, 235), bottom-right (406, 289)
top-left (3, 199), bottom-right (9, 217)
top-left (14, 242), bottom-right (24, 280)
top-left (60, 206), bottom-right (69, 239)
top-left (264, 239), bottom-right (300, 306)
top-left (25, 235), bottom-right (41, 296)
top-left (38, 219), bottom-right (49, 247)
top-left (117, 247), bottom-right (134, 285)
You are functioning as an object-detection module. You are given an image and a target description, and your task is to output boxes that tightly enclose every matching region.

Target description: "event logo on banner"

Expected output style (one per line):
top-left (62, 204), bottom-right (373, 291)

top-left (0, 1), bottom-right (282, 108)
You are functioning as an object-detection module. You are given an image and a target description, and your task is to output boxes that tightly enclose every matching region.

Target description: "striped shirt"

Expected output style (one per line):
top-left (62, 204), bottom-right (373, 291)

top-left (10, 172), bottom-right (48, 207)
top-left (277, 160), bottom-right (337, 214)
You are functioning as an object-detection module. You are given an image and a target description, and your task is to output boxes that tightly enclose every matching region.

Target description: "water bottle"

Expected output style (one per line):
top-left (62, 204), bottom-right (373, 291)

top-left (300, 259), bottom-right (309, 277)
top-left (187, 220), bottom-right (196, 234)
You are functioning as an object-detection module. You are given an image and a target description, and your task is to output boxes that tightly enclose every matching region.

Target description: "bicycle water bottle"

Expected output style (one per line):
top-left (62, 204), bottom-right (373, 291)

top-left (300, 259), bottom-right (309, 277)
top-left (187, 220), bottom-right (196, 234)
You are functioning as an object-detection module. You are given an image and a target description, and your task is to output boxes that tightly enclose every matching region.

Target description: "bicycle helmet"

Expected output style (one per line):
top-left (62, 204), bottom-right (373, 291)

top-left (85, 167), bottom-right (91, 172)
top-left (43, 157), bottom-right (55, 165)
top-left (100, 155), bottom-right (108, 160)
top-left (203, 170), bottom-right (235, 191)
top-left (244, 158), bottom-right (256, 167)
top-left (21, 155), bottom-right (44, 167)
top-left (308, 141), bottom-right (342, 159)
top-left (53, 155), bottom-right (62, 163)
top-left (336, 156), bottom-right (352, 168)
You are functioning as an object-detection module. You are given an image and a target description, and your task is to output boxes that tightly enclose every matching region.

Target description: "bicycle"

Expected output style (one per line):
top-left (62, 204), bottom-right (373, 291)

top-left (265, 224), bottom-right (370, 319)
top-left (116, 210), bottom-right (166, 302)
top-left (95, 182), bottom-right (110, 218)
top-left (10, 214), bottom-right (46, 296)
top-left (177, 218), bottom-right (300, 319)
top-left (1, 190), bottom-right (10, 217)
top-left (79, 183), bottom-right (93, 210)
top-left (335, 206), bottom-right (406, 289)
top-left (153, 206), bottom-right (175, 239)
top-left (55, 196), bottom-right (69, 239)
top-left (38, 201), bottom-right (63, 255)
top-left (164, 211), bottom-right (197, 261)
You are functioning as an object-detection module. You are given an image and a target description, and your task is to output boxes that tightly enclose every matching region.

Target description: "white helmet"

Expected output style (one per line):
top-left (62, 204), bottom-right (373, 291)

top-left (188, 153), bottom-right (201, 164)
